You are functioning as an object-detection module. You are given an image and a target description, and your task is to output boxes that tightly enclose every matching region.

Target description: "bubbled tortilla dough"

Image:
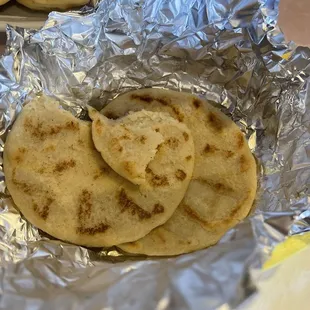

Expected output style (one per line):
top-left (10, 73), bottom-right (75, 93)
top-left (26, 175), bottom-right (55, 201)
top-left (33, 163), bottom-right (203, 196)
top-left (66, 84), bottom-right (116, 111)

top-left (102, 88), bottom-right (257, 255)
top-left (3, 96), bottom-right (195, 247)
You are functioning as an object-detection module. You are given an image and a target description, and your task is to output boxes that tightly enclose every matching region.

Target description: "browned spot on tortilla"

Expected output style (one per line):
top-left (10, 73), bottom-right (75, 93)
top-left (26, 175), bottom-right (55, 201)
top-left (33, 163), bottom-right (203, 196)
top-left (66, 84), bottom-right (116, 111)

top-left (156, 97), bottom-right (171, 105)
top-left (140, 135), bottom-right (147, 144)
top-left (120, 135), bottom-right (130, 140)
top-left (203, 144), bottom-right (234, 158)
top-left (183, 205), bottom-right (208, 226)
top-left (93, 166), bottom-right (110, 180)
top-left (54, 159), bottom-right (76, 173)
top-left (175, 169), bottom-right (186, 181)
top-left (118, 146), bottom-right (123, 152)
top-left (95, 119), bottom-right (102, 135)
top-left (33, 197), bottom-right (53, 220)
top-left (192, 98), bottom-right (202, 109)
top-left (155, 128), bottom-right (160, 132)
top-left (195, 178), bottom-right (234, 195)
top-left (118, 189), bottom-right (152, 219)
top-left (77, 223), bottom-right (110, 235)
top-left (186, 155), bottom-right (192, 161)
top-left (131, 94), bottom-right (154, 103)
top-left (183, 132), bottom-right (189, 141)
top-left (207, 112), bottom-right (224, 132)
top-left (203, 144), bottom-right (218, 154)
top-left (123, 161), bottom-right (136, 176)
top-left (146, 167), bottom-right (169, 187)
top-left (14, 147), bottom-right (27, 163)
top-left (78, 189), bottom-right (92, 221)
top-left (14, 155), bottom-right (22, 164)
top-left (76, 190), bottom-right (110, 235)
top-left (38, 167), bottom-right (45, 174)
top-left (43, 145), bottom-right (56, 152)
top-left (152, 203), bottom-right (164, 214)
top-left (237, 132), bottom-right (245, 149)
top-left (224, 150), bottom-right (234, 158)
top-left (24, 117), bottom-right (79, 140)
top-left (105, 111), bottom-right (119, 120)
top-left (12, 169), bottom-right (32, 194)
top-left (65, 120), bottom-right (79, 131)
top-left (166, 137), bottom-right (179, 149)
top-left (171, 106), bottom-right (184, 122)
top-left (240, 155), bottom-right (250, 172)
top-left (152, 174), bottom-right (169, 187)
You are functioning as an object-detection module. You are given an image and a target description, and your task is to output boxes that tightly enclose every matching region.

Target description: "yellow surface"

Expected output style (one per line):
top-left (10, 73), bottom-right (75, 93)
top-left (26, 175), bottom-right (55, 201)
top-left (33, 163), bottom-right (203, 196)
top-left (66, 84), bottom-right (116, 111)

top-left (264, 232), bottom-right (310, 269)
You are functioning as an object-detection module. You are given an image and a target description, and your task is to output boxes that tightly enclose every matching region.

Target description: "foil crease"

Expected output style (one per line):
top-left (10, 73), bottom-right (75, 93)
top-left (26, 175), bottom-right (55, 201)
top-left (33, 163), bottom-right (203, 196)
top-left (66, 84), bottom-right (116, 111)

top-left (0, 0), bottom-right (310, 309)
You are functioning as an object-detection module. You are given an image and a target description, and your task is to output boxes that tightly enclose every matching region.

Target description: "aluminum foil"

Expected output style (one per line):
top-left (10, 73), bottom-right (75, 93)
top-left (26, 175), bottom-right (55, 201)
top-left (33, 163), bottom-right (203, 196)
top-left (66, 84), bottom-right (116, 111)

top-left (0, 0), bottom-right (310, 309)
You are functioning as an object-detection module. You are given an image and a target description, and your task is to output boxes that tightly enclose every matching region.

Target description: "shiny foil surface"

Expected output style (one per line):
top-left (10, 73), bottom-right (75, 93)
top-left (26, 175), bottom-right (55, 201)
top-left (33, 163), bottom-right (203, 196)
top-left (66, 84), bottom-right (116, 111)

top-left (0, 0), bottom-right (310, 309)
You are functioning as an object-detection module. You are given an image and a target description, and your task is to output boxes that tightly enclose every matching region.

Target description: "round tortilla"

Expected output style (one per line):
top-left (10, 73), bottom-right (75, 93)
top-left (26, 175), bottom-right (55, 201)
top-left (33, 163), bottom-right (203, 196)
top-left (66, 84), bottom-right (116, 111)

top-left (4, 96), bottom-right (194, 247)
top-left (102, 88), bottom-right (257, 255)
top-left (89, 108), bottom-right (188, 186)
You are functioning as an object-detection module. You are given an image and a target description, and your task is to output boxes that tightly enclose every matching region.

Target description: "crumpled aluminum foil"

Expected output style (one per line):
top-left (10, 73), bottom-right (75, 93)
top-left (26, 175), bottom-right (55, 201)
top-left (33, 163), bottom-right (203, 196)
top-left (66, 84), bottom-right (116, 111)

top-left (0, 0), bottom-right (309, 309)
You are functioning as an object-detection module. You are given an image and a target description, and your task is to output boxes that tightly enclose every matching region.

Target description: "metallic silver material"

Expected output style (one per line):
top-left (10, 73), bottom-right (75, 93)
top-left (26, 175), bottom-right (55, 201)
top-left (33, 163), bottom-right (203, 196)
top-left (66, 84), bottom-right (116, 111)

top-left (0, 0), bottom-right (309, 309)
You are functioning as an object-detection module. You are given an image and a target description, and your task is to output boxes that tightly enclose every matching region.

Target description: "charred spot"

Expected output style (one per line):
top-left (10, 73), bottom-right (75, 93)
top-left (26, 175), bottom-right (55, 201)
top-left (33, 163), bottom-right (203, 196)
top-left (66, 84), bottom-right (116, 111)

top-left (146, 167), bottom-right (169, 187)
top-left (33, 197), bottom-right (53, 220)
top-left (203, 144), bottom-right (218, 154)
top-left (49, 126), bottom-right (62, 135)
top-left (118, 146), bottom-right (123, 152)
top-left (78, 189), bottom-right (92, 221)
top-left (151, 174), bottom-right (169, 187)
top-left (105, 111), bottom-right (119, 120)
top-left (155, 128), bottom-right (160, 132)
top-left (95, 119), bottom-right (102, 135)
top-left (192, 98), bottom-right (202, 109)
top-left (131, 94), bottom-right (154, 103)
top-left (152, 203), bottom-right (164, 214)
top-left (120, 135), bottom-right (130, 140)
top-left (156, 97), bottom-right (171, 106)
top-left (195, 178), bottom-right (234, 194)
top-left (240, 155), bottom-right (250, 172)
top-left (38, 167), bottom-right (45, 174)
top-left (183, 204), bottom-right (207, 226)
top-left (175, 169), bottom-right (186, 181)
top-left (124, 161), bottom-right (135, 176)
top-left (171, 106), bottom-right (184, 122)
top-left (183, 132), bottom-right (189, 141)
top-left (12, 170), bottom-right (32, 194)
top-left (207, 112), bottom-right (224, 132)
top-left (186, 155), bottom-right (192, 161)
top-left (140, 135), bottom-right (147, 144)
top-left (65, 121), bottom-right (79, 131)
top-left (237, 132), bottom-right (245, 149)
top-left (225, 150), bottom-right (234, 158)
top-left (24, 117), bottom-right (79, 140)
top-left (166, 137), bottom-right (179, 149)
top-left (19, 147), bottom-right (26, 154)
top-left (54, 159), bottom-right (76, 173)
top-left (14, 155), bottom-right (22, 164)
top-left (77, 223), bottom-right (110, 235)
top-left (118, 189), bottom-right (152, 220)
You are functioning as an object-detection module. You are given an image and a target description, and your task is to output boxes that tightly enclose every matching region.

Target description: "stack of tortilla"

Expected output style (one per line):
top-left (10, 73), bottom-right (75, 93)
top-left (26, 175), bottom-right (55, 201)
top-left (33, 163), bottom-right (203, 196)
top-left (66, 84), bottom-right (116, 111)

top-left (4, 89), bottom-right (257, 255)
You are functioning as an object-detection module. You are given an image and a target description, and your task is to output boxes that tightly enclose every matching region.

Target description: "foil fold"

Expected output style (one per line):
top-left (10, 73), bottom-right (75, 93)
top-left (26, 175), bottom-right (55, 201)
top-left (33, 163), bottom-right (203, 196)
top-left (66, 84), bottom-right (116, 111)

top-left (0, 0), bottom-right (310, 309)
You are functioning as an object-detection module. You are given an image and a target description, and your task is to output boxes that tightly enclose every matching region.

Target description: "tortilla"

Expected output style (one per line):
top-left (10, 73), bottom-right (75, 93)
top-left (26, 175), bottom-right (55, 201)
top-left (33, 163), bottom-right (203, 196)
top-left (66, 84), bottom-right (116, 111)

top-left (4, 96), bottom-right (194, 247)
top-left (88, 108), bottom-right (193, 186)
top-left (102, 88), bottom-right (257, 255)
